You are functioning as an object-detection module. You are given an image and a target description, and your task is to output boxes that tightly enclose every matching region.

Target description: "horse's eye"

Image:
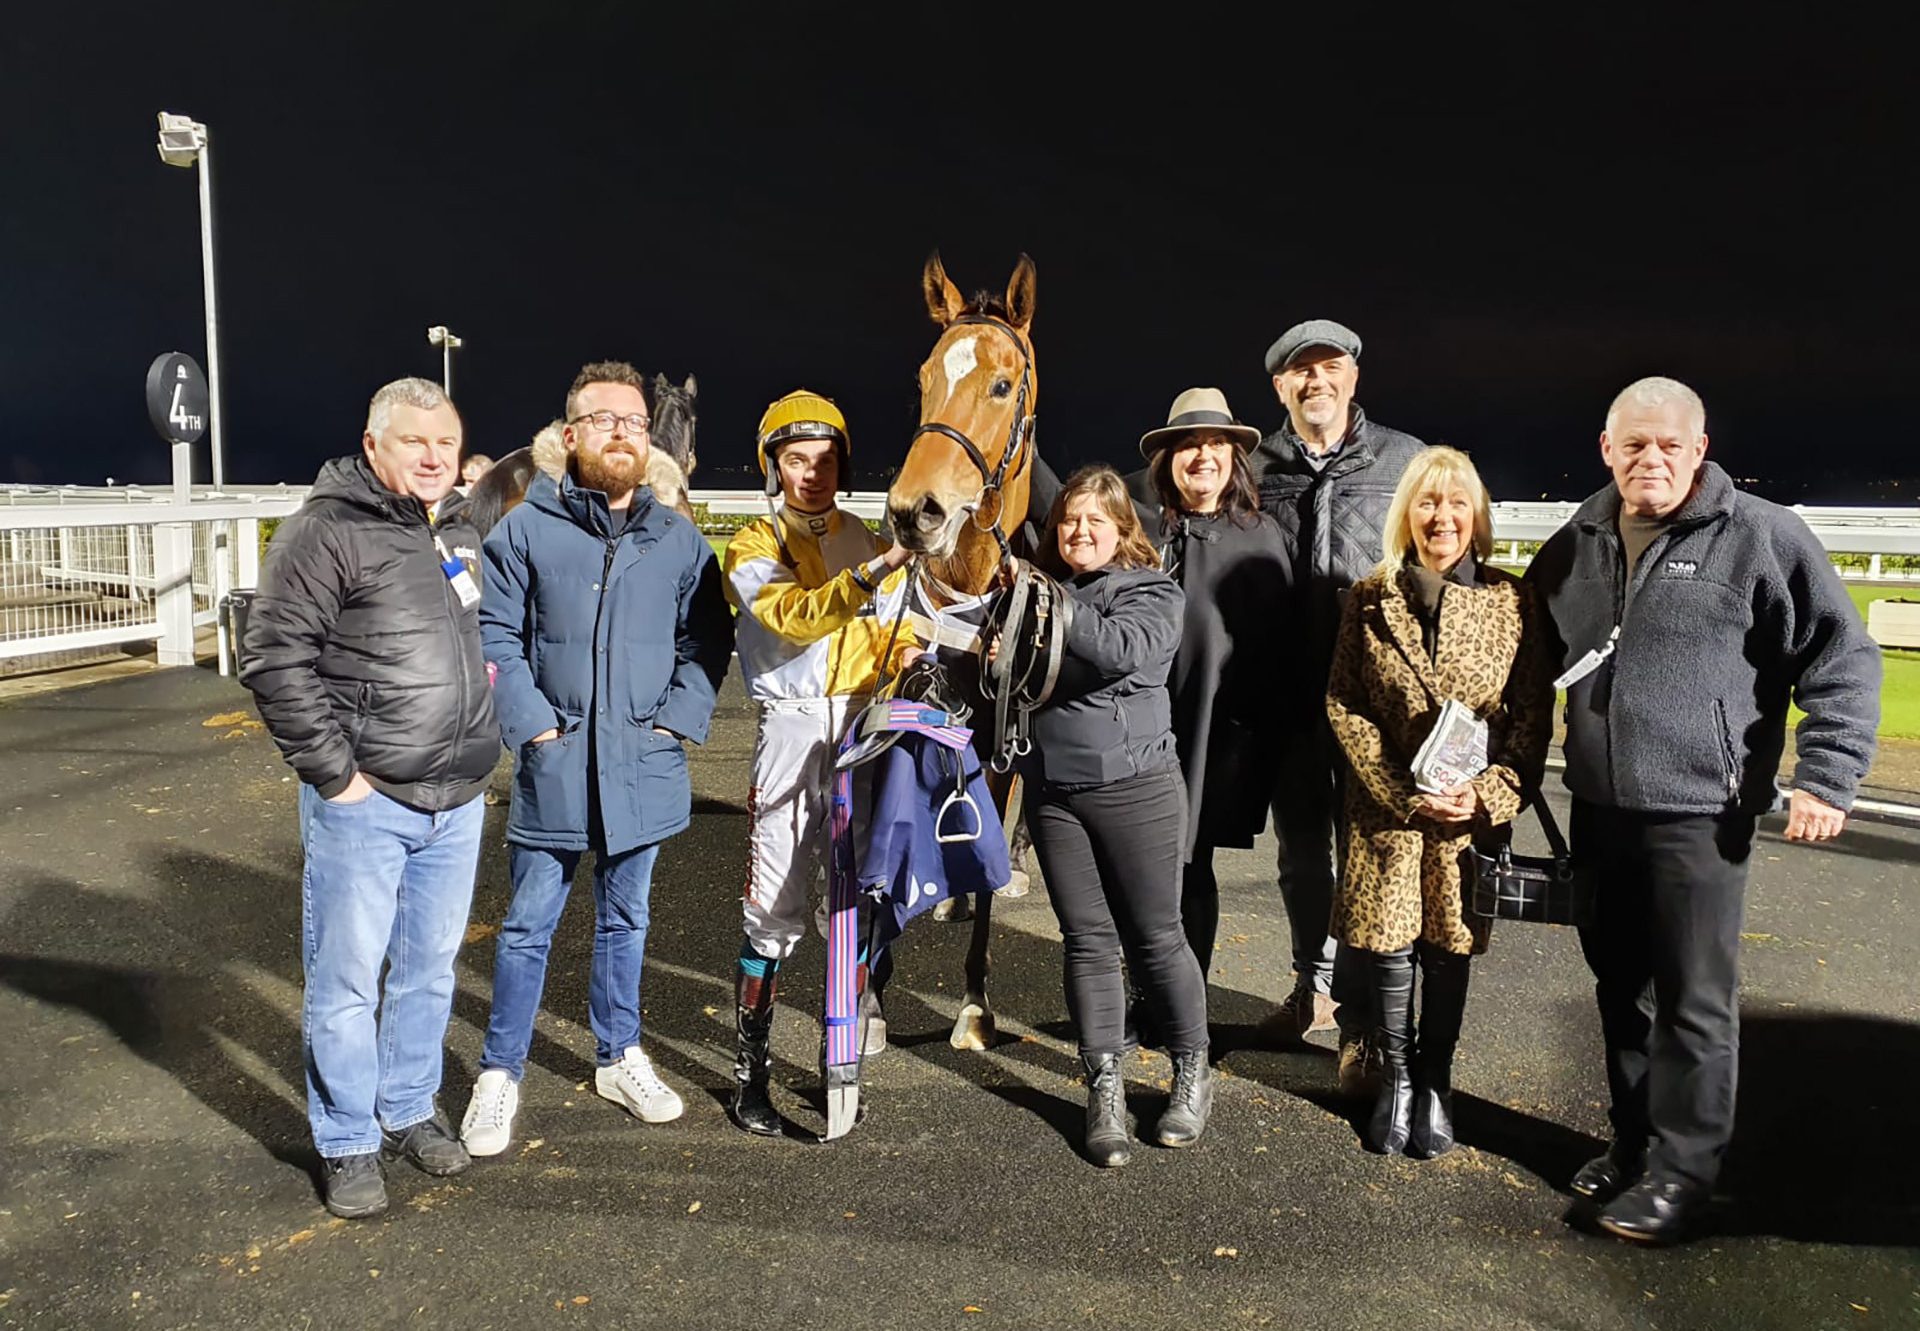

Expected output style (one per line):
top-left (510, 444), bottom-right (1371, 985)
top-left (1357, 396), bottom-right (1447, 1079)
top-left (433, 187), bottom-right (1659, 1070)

top-left (991, 379), bottom-right (1012, 399)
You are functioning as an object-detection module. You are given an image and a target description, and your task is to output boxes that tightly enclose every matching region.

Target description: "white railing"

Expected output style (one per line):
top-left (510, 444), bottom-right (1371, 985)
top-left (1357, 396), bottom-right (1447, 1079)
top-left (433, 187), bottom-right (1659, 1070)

top-left (4, 483), bottom-right (1918, 669)
top-left (0, 486), bottom-right (304, 665)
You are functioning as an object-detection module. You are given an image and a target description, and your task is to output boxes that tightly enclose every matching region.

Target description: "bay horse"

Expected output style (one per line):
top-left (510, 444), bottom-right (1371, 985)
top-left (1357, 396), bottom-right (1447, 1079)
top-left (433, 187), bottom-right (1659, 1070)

top-left (466, 372), bottom-right (699, 538)
top-left (882, 251), bottom-right (1041, 1051)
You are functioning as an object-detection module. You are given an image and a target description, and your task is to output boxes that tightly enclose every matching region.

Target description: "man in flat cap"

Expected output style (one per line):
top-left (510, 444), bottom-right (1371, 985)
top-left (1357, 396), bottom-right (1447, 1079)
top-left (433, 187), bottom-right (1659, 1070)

top-left (1251, 319), bottom-right (1425, 1090)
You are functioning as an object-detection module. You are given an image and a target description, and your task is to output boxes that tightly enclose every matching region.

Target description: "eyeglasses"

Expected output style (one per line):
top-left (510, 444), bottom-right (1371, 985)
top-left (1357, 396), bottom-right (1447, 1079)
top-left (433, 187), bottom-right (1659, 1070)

top-left (570, 412), bottom-right (651, 435)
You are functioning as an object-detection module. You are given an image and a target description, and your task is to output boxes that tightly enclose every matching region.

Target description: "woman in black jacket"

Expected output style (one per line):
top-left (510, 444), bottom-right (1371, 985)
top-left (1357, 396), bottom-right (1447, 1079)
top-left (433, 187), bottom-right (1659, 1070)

top-left (1012, 465), bottom-right (1208, 1168)
top-left (1139, 388), bottom-right (1293, 986)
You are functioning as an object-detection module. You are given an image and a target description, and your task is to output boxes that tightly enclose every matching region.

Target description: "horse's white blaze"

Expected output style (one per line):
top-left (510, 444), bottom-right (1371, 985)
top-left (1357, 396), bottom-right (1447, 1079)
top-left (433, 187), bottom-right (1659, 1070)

top-left (940, 334), bottom-right (978, 406)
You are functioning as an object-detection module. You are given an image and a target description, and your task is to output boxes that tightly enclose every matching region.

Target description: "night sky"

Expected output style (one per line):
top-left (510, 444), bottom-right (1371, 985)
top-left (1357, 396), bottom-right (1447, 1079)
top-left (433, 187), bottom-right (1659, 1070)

top-left (3, 7), bottom-right (1914, 503)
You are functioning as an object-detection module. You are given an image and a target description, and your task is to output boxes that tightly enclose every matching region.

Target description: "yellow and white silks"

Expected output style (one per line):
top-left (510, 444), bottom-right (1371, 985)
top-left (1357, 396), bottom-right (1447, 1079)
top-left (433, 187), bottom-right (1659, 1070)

top-left (723, 505), bottom-right (916, 959)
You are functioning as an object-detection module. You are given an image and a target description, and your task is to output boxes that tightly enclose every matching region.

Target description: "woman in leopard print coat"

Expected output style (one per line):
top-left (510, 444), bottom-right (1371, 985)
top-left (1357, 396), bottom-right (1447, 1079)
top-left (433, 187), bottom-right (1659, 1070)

top-left (1325, 447), bottom-right (1553, 1160)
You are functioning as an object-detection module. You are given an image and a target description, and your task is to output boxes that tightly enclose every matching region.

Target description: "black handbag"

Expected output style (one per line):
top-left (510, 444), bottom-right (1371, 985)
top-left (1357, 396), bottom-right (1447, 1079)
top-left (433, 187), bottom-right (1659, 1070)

top-left (1467, 794), bottom-right (1595, 928)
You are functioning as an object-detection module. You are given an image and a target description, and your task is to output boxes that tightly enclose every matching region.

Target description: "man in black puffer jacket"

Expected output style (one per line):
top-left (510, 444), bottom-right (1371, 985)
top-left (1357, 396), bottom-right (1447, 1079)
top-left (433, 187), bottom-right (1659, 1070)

top-left (1249, 319), bottom-right (1424, 1088)
top-left (243, 377), bottom-right (500, 1221)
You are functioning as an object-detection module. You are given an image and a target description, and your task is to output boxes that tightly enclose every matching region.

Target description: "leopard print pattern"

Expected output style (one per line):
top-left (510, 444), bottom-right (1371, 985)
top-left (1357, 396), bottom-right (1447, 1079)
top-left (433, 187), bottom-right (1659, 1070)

top-left (1325, 564), bottom-right (1554, 955)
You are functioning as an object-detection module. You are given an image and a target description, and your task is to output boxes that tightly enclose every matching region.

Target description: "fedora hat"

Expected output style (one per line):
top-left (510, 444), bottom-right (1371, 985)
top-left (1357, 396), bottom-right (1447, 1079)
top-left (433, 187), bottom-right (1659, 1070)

top-left (1138, 387), bottom-right (1262, 460)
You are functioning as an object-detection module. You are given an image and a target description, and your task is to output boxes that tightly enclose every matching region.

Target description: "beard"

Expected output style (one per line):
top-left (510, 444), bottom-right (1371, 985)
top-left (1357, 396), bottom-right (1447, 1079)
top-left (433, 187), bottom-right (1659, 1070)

top-left (574, 445), bottom-right (643, 502)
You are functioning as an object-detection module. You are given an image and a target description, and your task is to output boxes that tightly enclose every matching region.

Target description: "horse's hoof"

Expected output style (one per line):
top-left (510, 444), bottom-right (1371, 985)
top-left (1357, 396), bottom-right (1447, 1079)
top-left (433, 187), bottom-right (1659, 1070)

top-left (933, 894), bottom-right (975, 923)
top-left (994, 869), bottom-right (1030, 899)
top-left (949, 1002), bottom-right (995, 1051)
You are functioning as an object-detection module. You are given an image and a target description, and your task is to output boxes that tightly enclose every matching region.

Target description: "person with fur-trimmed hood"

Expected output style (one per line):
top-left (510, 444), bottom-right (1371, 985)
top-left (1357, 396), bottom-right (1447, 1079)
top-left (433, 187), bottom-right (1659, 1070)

top-left (460, 361), bottom-right (733, 1158)
top-left (721, 389), bottom-right (918, 1136)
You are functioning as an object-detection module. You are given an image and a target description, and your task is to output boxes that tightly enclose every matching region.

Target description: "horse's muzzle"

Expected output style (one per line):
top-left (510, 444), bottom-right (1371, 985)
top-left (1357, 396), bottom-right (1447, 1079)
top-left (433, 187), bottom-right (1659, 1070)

top-left (889, 495), bottom-right (955, 555)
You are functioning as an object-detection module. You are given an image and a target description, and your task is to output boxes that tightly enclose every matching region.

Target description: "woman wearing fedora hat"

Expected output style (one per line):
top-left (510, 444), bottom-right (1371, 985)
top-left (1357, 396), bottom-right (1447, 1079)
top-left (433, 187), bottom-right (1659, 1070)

top-left (1140, 388), bottom-right (1295, 993)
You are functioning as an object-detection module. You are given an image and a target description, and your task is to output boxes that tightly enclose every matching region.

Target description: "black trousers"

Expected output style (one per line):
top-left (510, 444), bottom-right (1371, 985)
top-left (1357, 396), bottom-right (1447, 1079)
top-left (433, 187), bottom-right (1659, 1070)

top-left (1030, 768), bottom-right (1208, 1057)
top-left (1183, 846), bottom-right (1219, 983)
top-left (1573, 800), bottom-right (1755, 1190)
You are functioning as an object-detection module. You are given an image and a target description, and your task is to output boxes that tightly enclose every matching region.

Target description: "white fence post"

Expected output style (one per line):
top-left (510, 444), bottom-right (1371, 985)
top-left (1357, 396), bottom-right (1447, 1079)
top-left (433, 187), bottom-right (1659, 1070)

top-left (236, 518), bottom-right (260, 588)
top-left (153, 522), bottom-right (197, 665)
top-left (155, 441), bottom-right (197, 666)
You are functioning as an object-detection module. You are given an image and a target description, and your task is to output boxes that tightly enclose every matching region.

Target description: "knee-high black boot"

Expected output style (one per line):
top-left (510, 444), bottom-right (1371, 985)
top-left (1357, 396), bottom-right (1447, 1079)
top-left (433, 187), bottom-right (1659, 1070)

top-left (1411, 944), bottom-right (1470, 1158)
top-left (729, 962), bottom-right (782, 1137)
top-left (1364, 948), bottom-right (1415, 1155)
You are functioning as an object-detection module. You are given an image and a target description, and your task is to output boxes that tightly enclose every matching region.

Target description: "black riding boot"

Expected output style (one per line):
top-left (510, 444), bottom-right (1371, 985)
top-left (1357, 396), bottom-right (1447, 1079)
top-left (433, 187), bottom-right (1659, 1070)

top-left (1364, 948), bottom-right (1415, 1155)
top-left (1410, 944), bottom-right (1470, 1159)
top-left (1082, 1052), bottom-right (1132, 1168)
top-left (728, 964), bottom-right (781, 1137)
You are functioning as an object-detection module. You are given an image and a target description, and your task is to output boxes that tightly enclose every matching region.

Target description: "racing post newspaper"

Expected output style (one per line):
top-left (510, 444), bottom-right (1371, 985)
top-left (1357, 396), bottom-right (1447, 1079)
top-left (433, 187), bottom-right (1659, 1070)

top-left (1410, 698), bottom-right (1489, 794)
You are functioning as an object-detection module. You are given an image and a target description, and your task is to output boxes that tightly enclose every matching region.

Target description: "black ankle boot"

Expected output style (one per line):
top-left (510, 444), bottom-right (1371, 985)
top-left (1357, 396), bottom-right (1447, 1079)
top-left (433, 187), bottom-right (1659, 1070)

top-left (1082, 1052), bottom-right (1131, 1168)
top-left (1156, 1049), bottom-right (1214, 1148)
top-left (1364, 949), bottom-right (1415, 1155)
top-left (1409, 945), bottom-right (1469, 1159)
top-left (728, 965), bottom-right (781, 1137)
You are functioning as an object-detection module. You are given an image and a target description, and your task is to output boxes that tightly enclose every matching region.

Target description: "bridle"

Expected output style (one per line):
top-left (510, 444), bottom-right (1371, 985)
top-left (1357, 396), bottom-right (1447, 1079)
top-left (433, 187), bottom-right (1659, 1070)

top-left (909, 313), bottom-right (1036, 569)
top-left (904, 313), bottom-right (1064, 774)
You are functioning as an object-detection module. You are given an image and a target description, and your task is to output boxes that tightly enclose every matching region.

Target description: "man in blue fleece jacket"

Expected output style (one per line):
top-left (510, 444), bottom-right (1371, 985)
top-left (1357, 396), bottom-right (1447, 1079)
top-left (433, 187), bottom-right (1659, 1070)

top-left (1527, 376), bottom-right (1880, 1246)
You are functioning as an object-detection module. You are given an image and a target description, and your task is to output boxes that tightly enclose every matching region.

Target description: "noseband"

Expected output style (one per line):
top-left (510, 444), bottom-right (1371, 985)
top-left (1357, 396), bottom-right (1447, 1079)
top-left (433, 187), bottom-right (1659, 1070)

top-left (909, 313), bottom-right (1036, 567)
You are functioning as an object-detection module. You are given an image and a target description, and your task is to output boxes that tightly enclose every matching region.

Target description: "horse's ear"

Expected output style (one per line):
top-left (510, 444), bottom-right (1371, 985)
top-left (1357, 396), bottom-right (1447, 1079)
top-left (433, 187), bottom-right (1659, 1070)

top-left (923, 250), bottom-right (965, 328)
top-left (682, 373), bottom-right (697, 400)
top-left (1005, 253), bottom-right (1037, 332)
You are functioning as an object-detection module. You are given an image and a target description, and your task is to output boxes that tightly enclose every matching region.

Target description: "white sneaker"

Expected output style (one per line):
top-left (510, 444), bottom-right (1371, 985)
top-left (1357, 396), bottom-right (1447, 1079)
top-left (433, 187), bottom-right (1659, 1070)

top-left (460, 1068), bottom-right (520, 1157)
top-left (595, 1046), bottom-right (684, 1123)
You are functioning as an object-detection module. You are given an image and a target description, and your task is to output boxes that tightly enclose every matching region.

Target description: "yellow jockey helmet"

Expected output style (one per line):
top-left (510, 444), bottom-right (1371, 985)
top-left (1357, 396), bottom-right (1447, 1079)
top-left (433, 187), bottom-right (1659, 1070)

top-left (756, 389), bottom-right (849, 496)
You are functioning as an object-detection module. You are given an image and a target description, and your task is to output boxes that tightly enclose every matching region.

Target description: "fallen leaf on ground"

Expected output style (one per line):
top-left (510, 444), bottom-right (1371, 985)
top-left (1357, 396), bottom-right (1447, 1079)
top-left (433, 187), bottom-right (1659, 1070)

top-left (687, 1201), bottom-right (702, 1213)
top-left (573, 1296), bottom-right (591, 1305)
top-left (1213, 1246), bottom-right (1240, 1258)
top-left (202, 711), bottom-right (254, 728)
top-left (465, 922), bottom-right (500, 943)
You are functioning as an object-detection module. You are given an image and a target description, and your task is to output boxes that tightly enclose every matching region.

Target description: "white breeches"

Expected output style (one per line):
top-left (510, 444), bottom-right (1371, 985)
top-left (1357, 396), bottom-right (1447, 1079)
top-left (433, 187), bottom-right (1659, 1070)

top-left (742, 696), bottom-right (870, 961)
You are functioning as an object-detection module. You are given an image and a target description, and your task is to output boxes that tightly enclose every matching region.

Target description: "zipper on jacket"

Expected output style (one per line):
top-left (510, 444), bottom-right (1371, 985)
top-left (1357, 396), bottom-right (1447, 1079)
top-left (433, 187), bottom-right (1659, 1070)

top-left (428, 525), bottom-right (470, 798)
top-left (1713, 698), bottom-right (1740, 802)
top-left (587, 536), bottom-right (618, 733)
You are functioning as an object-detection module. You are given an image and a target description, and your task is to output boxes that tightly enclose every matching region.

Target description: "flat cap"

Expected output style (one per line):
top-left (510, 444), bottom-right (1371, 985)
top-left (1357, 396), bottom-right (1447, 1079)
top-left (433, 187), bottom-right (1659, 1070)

top-left (1264, 319), bottom-right (1363, 375)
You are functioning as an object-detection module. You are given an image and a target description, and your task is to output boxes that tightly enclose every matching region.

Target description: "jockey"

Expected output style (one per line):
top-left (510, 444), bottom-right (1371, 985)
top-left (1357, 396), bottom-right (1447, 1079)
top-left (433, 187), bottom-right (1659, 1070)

top-left (722, 388), bottom-right (917, 1136)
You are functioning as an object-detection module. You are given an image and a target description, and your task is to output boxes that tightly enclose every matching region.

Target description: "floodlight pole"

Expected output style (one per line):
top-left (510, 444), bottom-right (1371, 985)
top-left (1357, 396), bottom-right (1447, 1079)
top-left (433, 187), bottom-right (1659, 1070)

top-left (157, 113), bottom-right (224, 489)
top-left (196, 130), bottom-right (224, 489)
top-left (427, 325), bottom-right (462, 398)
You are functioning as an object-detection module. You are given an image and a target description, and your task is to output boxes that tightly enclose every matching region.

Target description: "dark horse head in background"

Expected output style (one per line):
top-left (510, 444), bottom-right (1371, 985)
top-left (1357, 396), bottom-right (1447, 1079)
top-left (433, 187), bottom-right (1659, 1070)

top-left (465, 372), bottom-right (699, 538)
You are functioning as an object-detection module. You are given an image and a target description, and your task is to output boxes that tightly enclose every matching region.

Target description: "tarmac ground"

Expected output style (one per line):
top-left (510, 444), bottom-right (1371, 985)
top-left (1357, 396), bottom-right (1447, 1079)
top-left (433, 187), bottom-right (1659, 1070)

top-left (1, 664), bottom-right (1916, 1330)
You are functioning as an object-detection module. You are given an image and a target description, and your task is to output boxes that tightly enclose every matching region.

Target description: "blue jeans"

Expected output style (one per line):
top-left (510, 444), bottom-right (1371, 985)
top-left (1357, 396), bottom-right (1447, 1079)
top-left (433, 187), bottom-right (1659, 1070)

top-left (298, 785), bottom-right (483, 1159)
top-left (479, 841), bottom-right (661, 1079)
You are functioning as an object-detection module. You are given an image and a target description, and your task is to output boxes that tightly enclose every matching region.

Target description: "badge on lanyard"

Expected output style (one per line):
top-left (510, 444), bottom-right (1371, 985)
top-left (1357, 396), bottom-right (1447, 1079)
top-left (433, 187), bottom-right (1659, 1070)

top-left (435, 536), bottom-right (481, 608)
top-left (1553, 625), bottom-right (1620, 690)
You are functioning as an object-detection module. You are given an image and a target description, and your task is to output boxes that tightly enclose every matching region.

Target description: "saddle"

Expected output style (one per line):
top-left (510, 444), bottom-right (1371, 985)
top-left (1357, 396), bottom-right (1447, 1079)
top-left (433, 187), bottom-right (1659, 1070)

top-left (839, 656), bottom-right (982, 843)
top-left (977, 558), bottom-right (1072, 773)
